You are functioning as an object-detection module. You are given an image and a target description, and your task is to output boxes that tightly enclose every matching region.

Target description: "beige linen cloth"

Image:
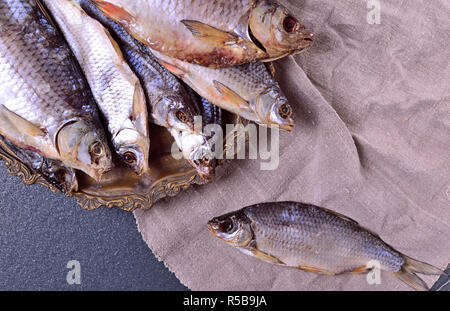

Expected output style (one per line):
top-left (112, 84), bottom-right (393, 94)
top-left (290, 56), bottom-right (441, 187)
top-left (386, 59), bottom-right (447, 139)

top-left (134, 0), bottom-right (450, 290)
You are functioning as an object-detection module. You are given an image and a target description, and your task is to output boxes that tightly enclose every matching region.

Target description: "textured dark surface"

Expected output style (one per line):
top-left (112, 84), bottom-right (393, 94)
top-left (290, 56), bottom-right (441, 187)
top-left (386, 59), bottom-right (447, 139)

top-left (0, 166), bottom-right (187, 290)
top-left (431, 264), bottom-right (450, 291)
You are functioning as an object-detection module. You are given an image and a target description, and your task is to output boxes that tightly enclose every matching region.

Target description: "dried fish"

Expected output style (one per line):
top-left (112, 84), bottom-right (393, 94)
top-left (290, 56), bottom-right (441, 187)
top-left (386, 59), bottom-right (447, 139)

top-left (208, 202), bottom-right (446, 291)
top-left (0, 0), bottom-right (113, 181)
top-left (153, 51), bottom-right (295, 131)
top-left (80, 0), bottom-right (216, 178)
top-left (44, 0), bottom-right (150, 175)
top-left (91, 0), bottom-right (313, 67)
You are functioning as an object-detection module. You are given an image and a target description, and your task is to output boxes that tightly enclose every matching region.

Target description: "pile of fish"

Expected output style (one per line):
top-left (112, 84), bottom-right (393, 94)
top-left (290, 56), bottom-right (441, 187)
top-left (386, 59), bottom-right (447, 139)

top-left (0, 0), bottom-right (313, 190)
top-left (0, 0), bottom-right (444, 292)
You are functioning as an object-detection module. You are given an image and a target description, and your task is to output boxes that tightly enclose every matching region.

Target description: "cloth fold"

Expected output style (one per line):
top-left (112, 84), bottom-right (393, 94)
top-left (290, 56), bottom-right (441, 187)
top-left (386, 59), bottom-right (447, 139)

top-left (134, 0), bottom-right (450, 290)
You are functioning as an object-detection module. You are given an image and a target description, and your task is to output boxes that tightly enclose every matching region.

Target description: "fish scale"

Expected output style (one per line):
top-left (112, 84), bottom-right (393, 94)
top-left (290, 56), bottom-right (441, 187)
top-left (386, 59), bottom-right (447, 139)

top-left (0, 3), bottom-right (87, 131)
top-left (260, 213), bottom-right (395, 270)
top-left (91, 0), bottom-right (264, 67)
top-left (68, 22), bottom-right (135, 134)
top-left (0, 0), bottom-right (112, 180)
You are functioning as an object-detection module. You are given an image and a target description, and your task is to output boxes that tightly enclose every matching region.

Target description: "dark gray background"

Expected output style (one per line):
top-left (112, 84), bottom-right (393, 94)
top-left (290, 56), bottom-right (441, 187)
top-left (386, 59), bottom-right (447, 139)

top-left (0, 165), bottom-right (187, 290)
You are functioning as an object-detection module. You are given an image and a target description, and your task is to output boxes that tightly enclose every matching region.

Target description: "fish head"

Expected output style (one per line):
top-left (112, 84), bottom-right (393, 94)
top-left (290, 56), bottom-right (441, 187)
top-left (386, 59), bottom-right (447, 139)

top-left (253, 88), bottom-right (295, 131)
top-left (171, 129), bottom-right (216, 180)
top-left (48, 165), bottom-right (79, 195)
top-left (114, 128), bottom-right (150, 176)
top-left (56, 120), bottom-right (113, 181)
top-left (113, 83), bottom-right (151, 175)
top-left (207, 210), bottom-right (253, 247)
top-left (189, 139), bottom-right (217, 180)
top-left (154, 95), bottom-right (198, 133)
top-left (249, 1), bottom-right (314, 59)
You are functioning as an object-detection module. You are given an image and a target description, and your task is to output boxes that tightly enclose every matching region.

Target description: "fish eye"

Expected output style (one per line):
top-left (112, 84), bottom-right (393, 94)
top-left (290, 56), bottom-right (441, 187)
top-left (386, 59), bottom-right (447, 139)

top-left (200, 155), bottom-right (210, 165)
top-left (176, 110), bottom-right (189, 123)
top-left (283, 16), bottom-right (298, 33)
top-left (90, 142), bottom-right (103, 156)
top-left (218, 219), bottom-right (234, 233)
top-left (278, 104), bottom-right (292, 119)
top-left (123, 151), bottom-right (137, 164)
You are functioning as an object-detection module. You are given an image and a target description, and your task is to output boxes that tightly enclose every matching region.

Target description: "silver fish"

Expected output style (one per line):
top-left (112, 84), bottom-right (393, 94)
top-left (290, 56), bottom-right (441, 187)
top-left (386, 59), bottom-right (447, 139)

top-left (44, 0), bottom-right (150, 175)
top-left (152, 50), bottom-right (295, 131)
top-left (0, 0), bottom-right (113, 181)
top-left (91, 0), bottom-right (313, 67)
top-left (208, 202), bottom-right (446, 291)
top-left (80, 0), bottom-right (217, 179)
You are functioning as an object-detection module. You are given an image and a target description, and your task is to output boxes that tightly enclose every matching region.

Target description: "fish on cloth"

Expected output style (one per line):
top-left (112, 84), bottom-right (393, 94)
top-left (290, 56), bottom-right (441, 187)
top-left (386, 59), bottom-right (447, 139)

top-left (91, 0), bottom-right (313, 67)
top-left (153, 50), bottom-right (295, 131)
top-left (208, 202), bottom-right (446, 291)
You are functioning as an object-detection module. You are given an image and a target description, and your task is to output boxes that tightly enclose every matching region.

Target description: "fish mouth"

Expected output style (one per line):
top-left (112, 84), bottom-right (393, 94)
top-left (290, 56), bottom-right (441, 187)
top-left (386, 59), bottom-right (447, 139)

top-left (88, 166), bottom-right (110, 182)
top-left (278, 122), bottom-right (294, 132)
top-left (131, 164), bottom-right (148, 176)
top-left (206, 220), bottom-right (220, 237)
top-left (248, 25), bottom-right (267, 54)
top-left (300, 33), bottom-right (314, 47)
top-left (268, 115), bottom-right (295, 132)
top-left (51, 167), bottom-right (79, 194)
top-left (82, 166), bottom-right (105, 182)
top-left (187, 137), bottom-right (217, 180)
top-left (191, 156), bottom-right (216, 180)
top-left (198, 170), bottom-right (215, 181)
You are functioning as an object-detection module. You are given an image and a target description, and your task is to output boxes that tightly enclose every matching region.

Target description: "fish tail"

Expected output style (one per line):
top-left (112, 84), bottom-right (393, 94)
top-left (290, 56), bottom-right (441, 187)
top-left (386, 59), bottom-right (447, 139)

top-left (402, 255), bottom-right (445, 275)
top-left (393, 255), bottom-right (446, 291)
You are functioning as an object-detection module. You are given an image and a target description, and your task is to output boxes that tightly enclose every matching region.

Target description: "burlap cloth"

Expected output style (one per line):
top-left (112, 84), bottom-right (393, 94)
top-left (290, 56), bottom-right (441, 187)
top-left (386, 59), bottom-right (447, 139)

top-left (134, 0), bottom-right (450, 290)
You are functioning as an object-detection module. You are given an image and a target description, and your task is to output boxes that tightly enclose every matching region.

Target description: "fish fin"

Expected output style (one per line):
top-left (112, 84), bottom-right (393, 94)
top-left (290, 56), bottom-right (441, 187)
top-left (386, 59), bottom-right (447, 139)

top-left (66, 168), bottom-right (79, 194)
top-left (320, 206), bottom-right (360, 226)
top-left (265, 62), bottom-right (276, 78)
top-left (260, 52), bottom-right (292, 63)
top-left (249, 248), bottom-right (285, 265)
top-left (102, 27), bottom-right (125, 59)
top-left (0, 106), bottom-right (57, 158)
top-left (213, 81), bottom-right (248, 110)
top-left (0, 105), bottom-right (46, 137)
top-left (35, 0), bottom-right (58, 29)
top-left (92, 0), bottom-right (134, 23)
top-left (401, 254), bottom-right (445, 276)
top-left (131, 83), bottom-right (149, 137)
top-left (160, 61), bottom-right (186, 77)
top-left (181, 20), bottom-right (240, 44)
top-left (392, 255), bottom-right (445, 291)
top-left (298, 265), bottom-right (336, 276)
top-left (392, 268), bottom-right (429, 291)
top-left (132, 83), bottom-right (147, 118)
top-left (349, 265), bottom-right (371, 274)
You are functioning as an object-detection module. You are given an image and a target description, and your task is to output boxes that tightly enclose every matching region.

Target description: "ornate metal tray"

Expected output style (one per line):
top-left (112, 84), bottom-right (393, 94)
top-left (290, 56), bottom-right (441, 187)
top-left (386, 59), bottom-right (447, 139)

top-left (0, 113), bottom-right (245, 211)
